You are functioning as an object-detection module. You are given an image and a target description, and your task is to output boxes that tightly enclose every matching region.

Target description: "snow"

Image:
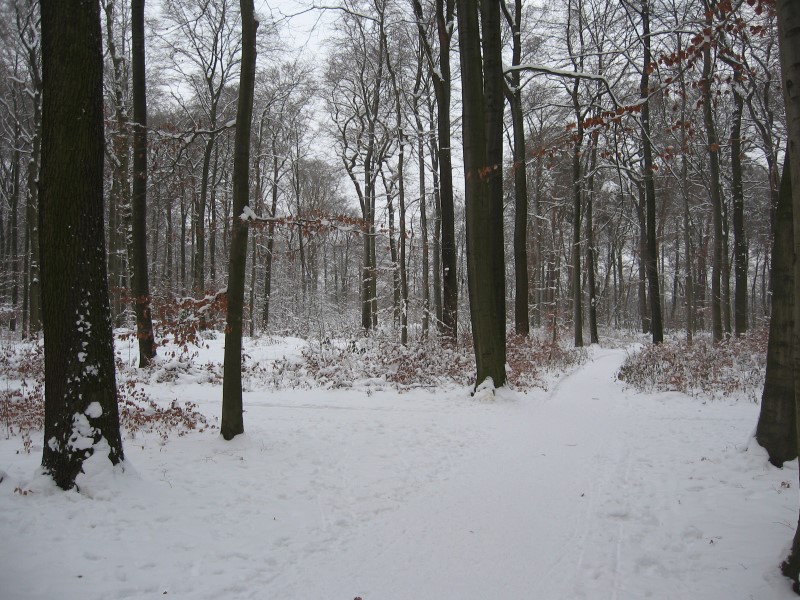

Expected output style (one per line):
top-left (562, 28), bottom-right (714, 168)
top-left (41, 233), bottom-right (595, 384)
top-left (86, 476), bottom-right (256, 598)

top-left (84, 402), bottom-right (103, 419)
top-left (239, 205), bottom-right (258, 221)
top-left (0, 340), bottom-right (797, 599)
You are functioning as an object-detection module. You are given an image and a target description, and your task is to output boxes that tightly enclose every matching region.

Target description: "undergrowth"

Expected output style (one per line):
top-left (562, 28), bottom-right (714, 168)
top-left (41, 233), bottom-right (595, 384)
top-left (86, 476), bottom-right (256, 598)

top-left (616, 329), bottom-right (767, 401)
top-left (1, 340), bottom-right (213, 452)
top-left (267, 331), bottom-right (586, 391)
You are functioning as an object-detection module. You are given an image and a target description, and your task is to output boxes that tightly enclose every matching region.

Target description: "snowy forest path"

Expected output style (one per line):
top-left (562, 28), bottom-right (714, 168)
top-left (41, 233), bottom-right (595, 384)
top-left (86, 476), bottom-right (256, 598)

top-left (1, 344), bottom-right (794, 600)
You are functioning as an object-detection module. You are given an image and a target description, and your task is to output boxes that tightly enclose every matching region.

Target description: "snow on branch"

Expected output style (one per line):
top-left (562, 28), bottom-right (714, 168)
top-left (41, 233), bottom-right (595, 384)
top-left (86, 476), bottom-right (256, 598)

top-left (504, 64), bottom-right (625, 108)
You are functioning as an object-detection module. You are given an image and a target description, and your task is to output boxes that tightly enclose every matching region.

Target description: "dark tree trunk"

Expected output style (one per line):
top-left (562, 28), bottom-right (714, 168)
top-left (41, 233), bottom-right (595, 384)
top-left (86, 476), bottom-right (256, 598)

top-left (586, 138), bottom-right (599, 344)
top-left (195, 134), bottom-right (215, 293)
top-left (757, 152), bottom-right (796, 466)
top-left (413, 56), bottom-right (430, 339)
top-left (640, 0), bottom-right (663, 344)
top-left (39, 0), bottom-right (123, 490)
top-left (570, 79), bottom-right (584, 348)
top-left (9, 117), bottom-right (20, 332)
top-left (413, 0), bottom-right (456, 338)
top-left (26, 64), bottom-right (42, 337)
top-left (678, 32), bottom-right (695, 343)
top-left (262, 148), bottom-right (280, 329)
top-left (131, 0), bottom-right (156, 366)
top-left (503, 0), bottom-right (529, 337)
top-left (458, 0), bottom-right (506, 388)
top-left (221, 0), bottom-right (257, 441)
top-left (731, 67), bottom-right (748, 336)
top-left (776, 0), bottom-right (800, 587)
top-left (436, 0), bottom-right (457, 340)
top-left (635, 188), bottom-right (650, 334)
top-left (701, 2), bottom-right (724, 343)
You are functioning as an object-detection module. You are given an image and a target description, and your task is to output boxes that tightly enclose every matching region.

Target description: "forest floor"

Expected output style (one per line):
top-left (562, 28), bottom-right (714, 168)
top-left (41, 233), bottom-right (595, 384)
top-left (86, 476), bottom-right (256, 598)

top-left (0, 334), bottom-right (797, 599)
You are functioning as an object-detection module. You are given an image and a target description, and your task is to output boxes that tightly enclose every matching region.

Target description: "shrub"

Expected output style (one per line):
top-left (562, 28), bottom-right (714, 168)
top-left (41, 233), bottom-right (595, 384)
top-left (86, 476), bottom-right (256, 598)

top-left (616, 329), bottom-right (767, 401)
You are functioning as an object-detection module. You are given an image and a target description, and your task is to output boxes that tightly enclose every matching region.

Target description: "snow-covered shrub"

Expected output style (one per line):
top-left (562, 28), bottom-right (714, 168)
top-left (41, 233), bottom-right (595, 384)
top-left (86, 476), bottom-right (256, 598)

top-left (616, 329), bottom-right (767, 400)
top-left (1, 337), bottom-right (214, 449)
top-left (267, 331), bottom-right (585, 391)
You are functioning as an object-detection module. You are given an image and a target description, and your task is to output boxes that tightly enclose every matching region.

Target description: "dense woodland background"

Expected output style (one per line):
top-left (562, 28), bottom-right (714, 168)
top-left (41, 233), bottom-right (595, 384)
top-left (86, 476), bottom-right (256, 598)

top-left (0, 0), bottom-right (783, 347)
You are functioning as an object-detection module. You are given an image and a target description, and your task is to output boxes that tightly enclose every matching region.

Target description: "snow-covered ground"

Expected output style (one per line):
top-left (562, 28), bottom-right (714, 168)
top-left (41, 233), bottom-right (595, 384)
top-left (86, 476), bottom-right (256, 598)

top-left (1, 337), bottom-right (797, 599)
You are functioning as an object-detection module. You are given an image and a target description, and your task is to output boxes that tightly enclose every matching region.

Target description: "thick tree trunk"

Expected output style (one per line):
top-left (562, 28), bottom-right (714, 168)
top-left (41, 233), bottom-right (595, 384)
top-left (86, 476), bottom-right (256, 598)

top-left (39, 0), bottom-right (123, 490)
top-left (458, 0), bottom-right (506, 388)
top-left (131, 0), bottom-right (156, 366)
top-left (221, 0), bottom-right (257, 441)
top-left (776, 0), bottom-right (800, 587)
top-left (757, 152), bottom-right (795, 466)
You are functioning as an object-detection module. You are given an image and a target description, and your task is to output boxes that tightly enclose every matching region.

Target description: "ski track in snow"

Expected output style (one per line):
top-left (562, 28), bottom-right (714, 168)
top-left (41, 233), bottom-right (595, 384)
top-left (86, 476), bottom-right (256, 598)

top-left (0, 343), bottom-right (797, 600)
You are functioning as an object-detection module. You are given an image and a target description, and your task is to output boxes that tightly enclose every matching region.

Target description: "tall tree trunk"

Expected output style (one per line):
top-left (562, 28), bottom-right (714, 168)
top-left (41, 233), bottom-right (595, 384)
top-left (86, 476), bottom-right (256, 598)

top-left (262, 147), bottom-right (280, 329)
top-left (437, 0), bottom-right (457, 339)
top-left (458, 0), bottom-right (506, 388)
top-left (9, 116), bottom-right (20, 332)
top-left (636, 186), bottom-right (650, 334)
top-left (194, 134), bottom-right (215, 293)
top-left (731, 68), bottom-right (748, 336)
top-left (413, 57), bottom-right (430, 339)
top-left (413, 0), bottom-right (457, 338)
top-left (131, 0), bottom-right (156, 366)
top-left (39, 0), bottom-right (123, 489)
top-left (26, 66), bottom-right (42, 337)
top-left (702, 2), bottom-right (724, 342)
top-left (586, 137), bottom-right (599, 344)
top-left (777, 0), bottom-right (800, 585)
top-left (640, 0), bottom-right (663, 344)
top-left (757, 152), bottom-right (795, 466)
top-left (221, 0), bottom-right (257, 441)
top-left (678, 36), bottom-right (695, 343)
top-left (503, 0), bottom-right (529, 337)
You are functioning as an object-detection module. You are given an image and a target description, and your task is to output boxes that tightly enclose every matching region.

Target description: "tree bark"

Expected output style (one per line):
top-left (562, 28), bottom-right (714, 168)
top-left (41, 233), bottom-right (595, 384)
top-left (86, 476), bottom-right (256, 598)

top-left (757, 152), bottom-right (795, 467)
top-left (221, 0), bottom-right (258, 441)
top-left (731, 67), bottom-right (748, 336)
top-left (413, 0), bottom-right (457, 339)
top-left (701, 1), bottom-right (724, 343)
top-left (586, 137), bottom-right (599, 344)
top-left (131, 0), bottom-right (156, 366)
top-left (640, 0), bottom-right (663, 344)
top-left (776, 0), bottom-right (800, 586)
top-left (503, 0), bottom-right (529, 337)
top-left (39, 0), bottom-right (123, 490)
top-left (458, 0), bottom-right (506, 388)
